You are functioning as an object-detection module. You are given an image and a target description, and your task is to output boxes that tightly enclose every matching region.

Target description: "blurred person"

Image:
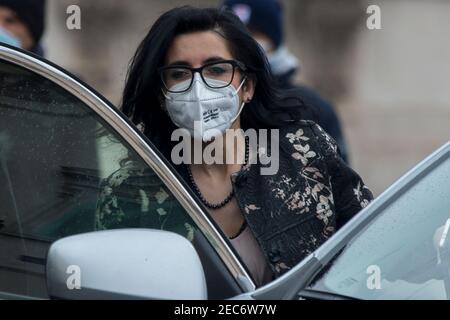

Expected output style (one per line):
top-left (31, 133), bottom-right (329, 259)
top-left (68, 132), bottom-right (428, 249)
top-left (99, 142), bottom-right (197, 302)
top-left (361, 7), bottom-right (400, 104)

top-left (223, 0), bottom-right (349, 163)
top-left (97, 6), bottom-right (372, 287)
top-left (0, 0), bottom-right (46, 56)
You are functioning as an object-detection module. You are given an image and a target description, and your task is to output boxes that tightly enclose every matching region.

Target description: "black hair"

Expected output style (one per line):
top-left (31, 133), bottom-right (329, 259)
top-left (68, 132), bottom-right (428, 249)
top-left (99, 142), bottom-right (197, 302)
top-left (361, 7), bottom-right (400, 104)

top-left (122, 6), bottom-right (306, 157)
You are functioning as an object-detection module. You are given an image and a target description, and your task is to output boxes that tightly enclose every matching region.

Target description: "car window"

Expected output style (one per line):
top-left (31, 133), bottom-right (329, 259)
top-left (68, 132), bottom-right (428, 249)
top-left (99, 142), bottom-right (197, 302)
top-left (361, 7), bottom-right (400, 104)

top-left (310, 154), bottom-right (450, 300)
top-left (0, 58), bottom-right (199, 299)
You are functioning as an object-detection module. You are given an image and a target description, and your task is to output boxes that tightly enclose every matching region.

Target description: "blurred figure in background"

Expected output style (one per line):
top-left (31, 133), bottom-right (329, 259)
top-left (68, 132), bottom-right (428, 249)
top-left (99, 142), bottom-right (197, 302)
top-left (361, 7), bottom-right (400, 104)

top-left (223, 0), bottom-right (349, 163)
top-left (0, 0), bottom-right (46, 56)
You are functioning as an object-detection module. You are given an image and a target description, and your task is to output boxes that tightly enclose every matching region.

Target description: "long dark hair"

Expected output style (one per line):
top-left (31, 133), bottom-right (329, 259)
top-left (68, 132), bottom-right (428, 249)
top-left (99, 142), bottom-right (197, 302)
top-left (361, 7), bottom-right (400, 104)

top-left (122, 6), bottom-right (306, 157)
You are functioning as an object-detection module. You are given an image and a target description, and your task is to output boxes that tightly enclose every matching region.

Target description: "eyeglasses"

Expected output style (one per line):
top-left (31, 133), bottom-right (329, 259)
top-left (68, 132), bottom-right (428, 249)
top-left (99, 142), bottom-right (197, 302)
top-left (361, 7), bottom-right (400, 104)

top-left (158, 60), bottom-right (247, 93)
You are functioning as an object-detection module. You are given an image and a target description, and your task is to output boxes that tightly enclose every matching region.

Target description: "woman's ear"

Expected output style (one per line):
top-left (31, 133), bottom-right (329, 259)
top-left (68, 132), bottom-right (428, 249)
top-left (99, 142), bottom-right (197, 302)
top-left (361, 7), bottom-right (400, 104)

top-left (243, 76), bottom-right (256, 103)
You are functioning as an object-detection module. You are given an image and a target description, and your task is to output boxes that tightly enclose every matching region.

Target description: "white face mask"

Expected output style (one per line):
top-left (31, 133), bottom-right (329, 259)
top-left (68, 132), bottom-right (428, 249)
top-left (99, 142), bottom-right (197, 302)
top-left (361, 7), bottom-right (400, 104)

top-left (163, 73), bottom-right (247, 142)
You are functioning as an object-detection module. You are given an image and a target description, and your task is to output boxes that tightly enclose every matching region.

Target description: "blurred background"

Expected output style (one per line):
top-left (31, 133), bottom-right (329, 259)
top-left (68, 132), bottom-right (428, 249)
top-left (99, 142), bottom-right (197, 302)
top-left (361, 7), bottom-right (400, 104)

top-left (40, 0), bottom-right (450, 196)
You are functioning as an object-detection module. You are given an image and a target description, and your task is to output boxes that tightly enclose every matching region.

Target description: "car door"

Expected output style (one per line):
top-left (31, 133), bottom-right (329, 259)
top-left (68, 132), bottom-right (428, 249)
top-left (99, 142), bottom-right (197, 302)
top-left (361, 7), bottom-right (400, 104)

top-left (0, 44), bottom-right (255, 300)
top-left (303, 141), bottom-right (450, 300)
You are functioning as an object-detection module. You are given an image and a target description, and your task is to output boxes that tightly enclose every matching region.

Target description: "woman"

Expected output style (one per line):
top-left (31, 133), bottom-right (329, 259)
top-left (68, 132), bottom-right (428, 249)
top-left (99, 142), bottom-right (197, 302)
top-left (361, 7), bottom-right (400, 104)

top-left (96, 6), bottom-right (373, 288)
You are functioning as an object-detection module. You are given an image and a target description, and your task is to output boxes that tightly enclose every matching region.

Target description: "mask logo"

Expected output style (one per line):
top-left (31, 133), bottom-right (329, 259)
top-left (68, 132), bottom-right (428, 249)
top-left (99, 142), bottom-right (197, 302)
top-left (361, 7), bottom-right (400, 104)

top-left (203, 108), bottom-right (220, 124)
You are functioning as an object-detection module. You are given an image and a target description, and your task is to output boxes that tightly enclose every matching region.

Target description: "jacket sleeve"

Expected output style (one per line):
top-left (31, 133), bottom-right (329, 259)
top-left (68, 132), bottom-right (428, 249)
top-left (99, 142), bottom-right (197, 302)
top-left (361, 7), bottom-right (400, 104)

top-left (311, 123), bottom-right (374, 229)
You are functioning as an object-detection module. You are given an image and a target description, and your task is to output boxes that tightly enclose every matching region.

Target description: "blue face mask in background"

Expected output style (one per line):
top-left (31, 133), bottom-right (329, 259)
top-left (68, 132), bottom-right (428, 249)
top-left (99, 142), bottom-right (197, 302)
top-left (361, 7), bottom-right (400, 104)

top-left (0, 27), bottom-right (22, 48)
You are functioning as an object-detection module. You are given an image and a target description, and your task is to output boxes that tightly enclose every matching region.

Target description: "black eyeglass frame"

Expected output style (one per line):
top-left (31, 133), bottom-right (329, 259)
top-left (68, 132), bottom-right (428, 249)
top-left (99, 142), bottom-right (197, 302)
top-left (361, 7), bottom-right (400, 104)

top-left (158, 59), bottom-right (247, 93)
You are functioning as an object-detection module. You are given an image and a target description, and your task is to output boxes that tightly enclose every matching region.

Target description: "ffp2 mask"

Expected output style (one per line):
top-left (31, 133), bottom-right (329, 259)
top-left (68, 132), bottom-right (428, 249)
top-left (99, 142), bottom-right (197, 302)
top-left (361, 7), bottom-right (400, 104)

top-left (163, 73), bottom-right (247, 142)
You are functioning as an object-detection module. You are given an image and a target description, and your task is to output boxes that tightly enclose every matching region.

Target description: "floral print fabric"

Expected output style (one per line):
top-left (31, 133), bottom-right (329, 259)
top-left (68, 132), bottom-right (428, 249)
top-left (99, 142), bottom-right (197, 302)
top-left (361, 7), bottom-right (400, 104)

top-left (232, 121), bottom-right (373, 277)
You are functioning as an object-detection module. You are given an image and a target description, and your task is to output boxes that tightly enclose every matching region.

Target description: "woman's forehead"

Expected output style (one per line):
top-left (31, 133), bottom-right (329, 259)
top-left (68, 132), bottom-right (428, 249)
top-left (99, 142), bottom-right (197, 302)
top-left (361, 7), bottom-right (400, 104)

top-left (165, 31), bottom-right (234, 66)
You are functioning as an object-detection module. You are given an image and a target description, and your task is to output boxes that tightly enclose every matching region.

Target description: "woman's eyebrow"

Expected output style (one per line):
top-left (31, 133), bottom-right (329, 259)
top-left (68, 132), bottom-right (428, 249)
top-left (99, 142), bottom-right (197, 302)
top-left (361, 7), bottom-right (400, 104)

top-left (167, 56), bottom-right (227, 67)
top-left (167, 60), bottom-right (191, 67)
top-left (203, 56), bottom-right (227, 64)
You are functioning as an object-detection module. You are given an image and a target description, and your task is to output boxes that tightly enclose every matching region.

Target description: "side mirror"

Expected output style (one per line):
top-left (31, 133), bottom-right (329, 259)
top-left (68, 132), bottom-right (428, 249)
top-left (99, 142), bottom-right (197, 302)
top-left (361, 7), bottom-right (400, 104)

top-left (46, 229), bottom-right (207, 300)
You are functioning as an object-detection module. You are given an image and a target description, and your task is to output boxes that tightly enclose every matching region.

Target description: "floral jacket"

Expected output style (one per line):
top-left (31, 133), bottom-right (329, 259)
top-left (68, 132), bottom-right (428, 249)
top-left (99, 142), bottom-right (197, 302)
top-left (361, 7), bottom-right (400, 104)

top-left (95, 120), bottom-right (373, 280)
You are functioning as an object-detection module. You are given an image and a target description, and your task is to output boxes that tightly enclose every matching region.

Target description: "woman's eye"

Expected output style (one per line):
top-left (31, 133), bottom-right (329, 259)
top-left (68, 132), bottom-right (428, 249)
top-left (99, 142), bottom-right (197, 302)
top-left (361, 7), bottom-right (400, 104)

top-left (169, 70), bottom-right (190, 80)
top-left (205, 65), bottom-right (228, 75)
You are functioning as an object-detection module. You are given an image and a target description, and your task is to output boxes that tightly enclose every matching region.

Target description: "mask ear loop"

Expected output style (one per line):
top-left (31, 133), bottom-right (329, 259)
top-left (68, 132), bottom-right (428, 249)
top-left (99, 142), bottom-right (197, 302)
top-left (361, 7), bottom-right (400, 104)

top-left (230, 76), bottom-right (248, 123)
top-left (230, 101), bottom-right (247, 123)
top-left (161, 88), bottom-right (171, 101)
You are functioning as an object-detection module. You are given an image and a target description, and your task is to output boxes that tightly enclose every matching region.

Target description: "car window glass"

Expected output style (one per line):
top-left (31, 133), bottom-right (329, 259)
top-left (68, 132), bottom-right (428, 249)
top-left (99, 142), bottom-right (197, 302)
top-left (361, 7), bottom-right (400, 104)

top-left (310, 156), bottom-right (450, 300)
top-left (0, 58), bottom-right (196, 298)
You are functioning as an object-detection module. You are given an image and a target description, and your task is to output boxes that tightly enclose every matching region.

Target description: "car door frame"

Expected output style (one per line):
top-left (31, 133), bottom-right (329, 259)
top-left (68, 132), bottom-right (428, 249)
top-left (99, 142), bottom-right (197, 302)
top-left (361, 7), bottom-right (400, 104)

top-left (0, 44), bottom-right (256, 294)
